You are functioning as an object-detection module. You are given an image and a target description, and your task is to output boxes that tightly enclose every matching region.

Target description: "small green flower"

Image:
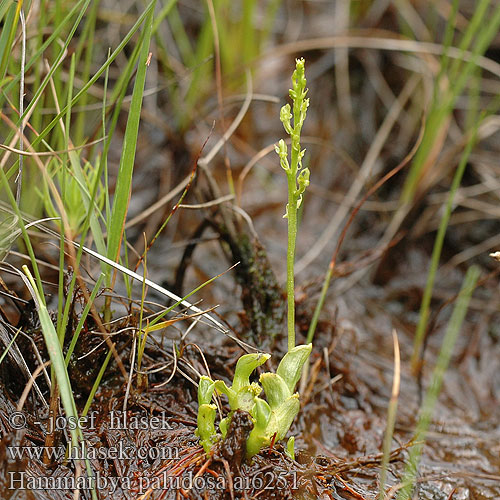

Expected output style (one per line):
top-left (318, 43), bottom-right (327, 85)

top-left (275, 139), bottom-right (290, 172)
top-left (277, 59), bottom-right (310, 217)
top-left (280, 105), bottom-right (293, 136)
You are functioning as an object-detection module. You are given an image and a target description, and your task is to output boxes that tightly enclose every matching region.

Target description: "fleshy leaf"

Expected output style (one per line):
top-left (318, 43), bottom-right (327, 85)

top-left (272, 394), bottom-right (300, 440)
top-left (246, 398), bottom-right (272, 458)
top-left (198, 376), bottom-right (215, 406)
top-left (276, 344), bottom-right (312, 394)
top-left (286, 436), bottom-right (295, 461)
top-left (260, 372), bottom-right (291, 410)
top-left (195, 403), bottom-right (217, 455)
top-left (214, 380), bottom-right (237, 408)
top-left (219, 416), bottom-right (229, 438)
top-left (233, 352), bottom-right (270, 393)
top-left (252, 397), bottom-right (272, 429)
top-left (236, 384), bottom-right (260, 412)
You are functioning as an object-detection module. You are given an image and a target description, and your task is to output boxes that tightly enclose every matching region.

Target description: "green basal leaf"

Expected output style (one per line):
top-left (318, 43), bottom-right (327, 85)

top-left (233, 352), bottom-right (270, 393)
top-left (246, 397), bottom-right (272, 458)
top-left (286, 436), bottom-right (295, 461)
top-left (246, 432), bottom-right (268, 459)
top-left (236, 385), bottom-right (260, 412)
top-left (214, 379), bottom-right (236, 408)
top-left (269, 394), bottom-right (300, 441)
top-left (195, 403), bottom-right (217, 455)
top-left (260, 372), bottom-right (291, 410)
top-left (219, 416), bottom-right (229, 438)
top-left (276, 344), bottom-right (312, 394)
top-left (198, 375), bottom-right (215, 406)
top-left (252, 397), bottom-right (272, 429)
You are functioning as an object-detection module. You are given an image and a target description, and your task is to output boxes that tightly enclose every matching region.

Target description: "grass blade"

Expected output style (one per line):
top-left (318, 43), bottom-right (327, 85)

top-left (0, 0), bottom-right (21, 84)
top-left (396, 265), bottom-right (480, 500)
top-left (402, 2), bottom-right (500, 202)
top-left (106, 1), bottom-right (156, 267)
top-left (21, 266), bottom-right (97, 500)
top-left (378, 329), bottom-right (401, 500)
top-left (411, 121), bottom-right (480, 371)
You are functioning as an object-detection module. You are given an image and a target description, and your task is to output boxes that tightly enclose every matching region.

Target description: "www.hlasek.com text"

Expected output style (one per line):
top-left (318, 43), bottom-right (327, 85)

top-left (8, 442), bottom-right (179, 462)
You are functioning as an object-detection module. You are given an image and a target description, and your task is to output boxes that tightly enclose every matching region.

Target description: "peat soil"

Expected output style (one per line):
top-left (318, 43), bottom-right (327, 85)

top-left (1, 3), bottom-right (500, 498)
top-left (0, 224), bottom-right (498, 500)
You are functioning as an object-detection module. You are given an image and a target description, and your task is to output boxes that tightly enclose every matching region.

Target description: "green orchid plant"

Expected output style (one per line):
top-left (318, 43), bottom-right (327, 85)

top-left (196, 58), bottom-right (312, 460)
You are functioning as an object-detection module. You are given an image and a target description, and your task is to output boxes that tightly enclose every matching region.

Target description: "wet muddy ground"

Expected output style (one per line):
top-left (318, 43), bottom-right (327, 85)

top-left (0, 225), bottom-right (498, 499)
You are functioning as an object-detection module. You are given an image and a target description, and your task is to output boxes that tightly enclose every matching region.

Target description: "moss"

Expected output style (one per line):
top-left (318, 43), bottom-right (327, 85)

top-left (218, 227), bottom-right (286, 348)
